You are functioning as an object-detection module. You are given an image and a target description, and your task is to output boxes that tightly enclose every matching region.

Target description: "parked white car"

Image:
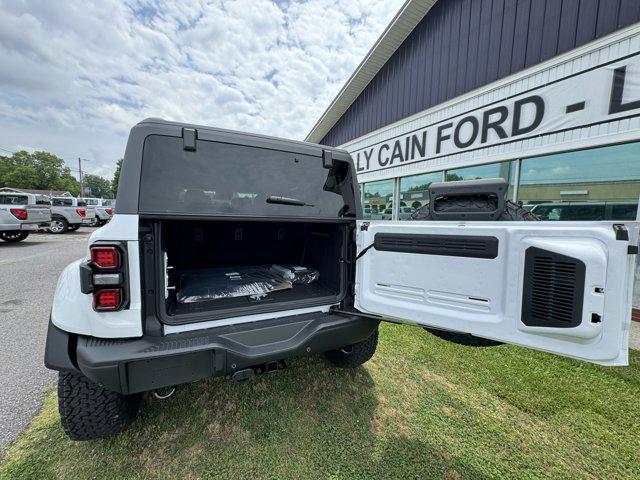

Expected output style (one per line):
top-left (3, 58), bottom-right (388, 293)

top-left (0, 191), bottom-right (51, 242)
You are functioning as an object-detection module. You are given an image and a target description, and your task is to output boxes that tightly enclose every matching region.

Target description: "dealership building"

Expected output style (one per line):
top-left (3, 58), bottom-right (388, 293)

top-left (307, 0), bottom-right (640, 223)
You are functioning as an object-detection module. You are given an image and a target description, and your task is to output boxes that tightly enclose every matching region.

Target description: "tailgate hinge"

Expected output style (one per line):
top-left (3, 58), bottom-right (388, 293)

top-left (613, 224), bottom-right (629, 241)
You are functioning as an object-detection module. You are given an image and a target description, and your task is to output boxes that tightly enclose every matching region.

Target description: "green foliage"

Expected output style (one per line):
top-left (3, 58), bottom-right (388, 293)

top-left (112, 158), bottom-right (123, 197)
top-left (0, 150), bottom-right (81, 196)
top-left (82, 174), bottom-right (113, 198)
top-left (2, 324), bottom-right (640, 479)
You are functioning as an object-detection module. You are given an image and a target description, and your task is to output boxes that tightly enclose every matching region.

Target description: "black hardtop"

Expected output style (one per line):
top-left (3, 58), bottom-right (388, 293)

top-left (115, 118), bottom-right (359, 218)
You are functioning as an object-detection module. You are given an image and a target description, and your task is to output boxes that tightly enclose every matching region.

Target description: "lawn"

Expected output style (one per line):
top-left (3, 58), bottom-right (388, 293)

top-left (2, 323), bottom-right (640, 479)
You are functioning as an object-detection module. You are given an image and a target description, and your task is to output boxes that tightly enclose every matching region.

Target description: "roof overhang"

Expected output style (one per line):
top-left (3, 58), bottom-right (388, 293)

top-left (305, 0), bottom-right (437, 144)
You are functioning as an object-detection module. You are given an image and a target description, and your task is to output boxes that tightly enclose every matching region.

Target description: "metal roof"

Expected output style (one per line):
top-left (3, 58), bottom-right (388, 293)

top-left (305, 0), bottom-right (437, 144)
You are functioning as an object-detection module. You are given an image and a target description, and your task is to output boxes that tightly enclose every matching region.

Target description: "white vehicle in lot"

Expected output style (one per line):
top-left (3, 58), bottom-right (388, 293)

top-left (49, 197), bottom-right (96, 234)
top-left (81, 198), bottom-right (115, 227)
top-left (45, 119), bottom-right (638, 441)
top-left (0, 192), bottom-right (51, 242)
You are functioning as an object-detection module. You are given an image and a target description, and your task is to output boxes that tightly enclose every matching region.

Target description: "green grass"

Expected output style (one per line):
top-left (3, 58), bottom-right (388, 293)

top-left (2, 323), bottom-right (640, 479)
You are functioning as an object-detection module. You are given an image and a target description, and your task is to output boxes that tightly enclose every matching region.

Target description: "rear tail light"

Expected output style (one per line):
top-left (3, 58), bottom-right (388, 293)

top-left (93, 288), bottom-right (123, 311)
top-left (10, 208), bottom-right (28, 220)
top-left (90, 246), bottom-right (120, 269)
top-left (85, 244), bottom-right (127, 312)
top-left (105, 209), bottom-right (113, 215)
top-left (76, 208), bottom-right (86, 217)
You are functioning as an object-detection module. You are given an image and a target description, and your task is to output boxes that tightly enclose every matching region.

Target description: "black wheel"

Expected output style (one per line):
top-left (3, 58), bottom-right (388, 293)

top-left (0, 231), bottom-right (29, 242)
top-left (89, 217), bottom-right (100, 227)
top-left (48, 217), bottom-right (69, 234)
top-left (68, 224), bottom-right (81, 231)
top-left (58, 371), bottom-right (143, 441)
top-left (325, 329), bottom-right (378, 368)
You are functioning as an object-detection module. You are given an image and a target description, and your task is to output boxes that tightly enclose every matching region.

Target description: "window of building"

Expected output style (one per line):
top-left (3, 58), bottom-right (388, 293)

top-left (519, 142), bottom-right (640, 221)
top-left (362, 179), bottom-right (394, 220)
top-left (445, 161), bottom-right (516, 199)
top-left (398, 171), bottom-right (443, 220)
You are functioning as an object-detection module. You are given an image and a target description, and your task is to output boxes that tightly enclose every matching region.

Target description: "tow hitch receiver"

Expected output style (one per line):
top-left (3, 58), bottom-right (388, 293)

top-left (229, 360), bottom-right (287, 383)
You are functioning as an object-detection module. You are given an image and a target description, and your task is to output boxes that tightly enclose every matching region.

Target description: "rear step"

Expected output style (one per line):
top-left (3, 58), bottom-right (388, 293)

top-left (229, 360), bottom-right (287, 383)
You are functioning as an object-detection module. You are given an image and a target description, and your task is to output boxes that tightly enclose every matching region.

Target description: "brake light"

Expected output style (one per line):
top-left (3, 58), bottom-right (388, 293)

top-left (105, 209), bottom-right (113, 215)
top-left (10, 209), bottom-right (28, 220)
top-left (76, 208), bottom-right (86, 217)
top-left (93, 288), bottom-right (122, 311)
top-left (90, 246), bottom-right (120, 269)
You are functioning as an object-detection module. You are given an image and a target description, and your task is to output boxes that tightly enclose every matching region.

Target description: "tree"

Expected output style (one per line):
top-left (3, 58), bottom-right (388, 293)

top-left (112, 158), bottom-right (123, 197)
top-left (82, 174), bottom-right (113, 198)
top-left (0, 150), bottom-right (81, 195)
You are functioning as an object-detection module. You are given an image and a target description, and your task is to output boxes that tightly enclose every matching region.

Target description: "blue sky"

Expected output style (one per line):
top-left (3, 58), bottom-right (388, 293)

top-left (0, 0), bottom-right (403, 179)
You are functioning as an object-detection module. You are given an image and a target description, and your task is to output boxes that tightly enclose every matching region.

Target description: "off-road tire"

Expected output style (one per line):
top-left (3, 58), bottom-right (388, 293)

top-left (0, 231), bottom-right (29, 242)
top-left (58, 371), bottom-right (143, 441)
top-left (325, 328), bottom-right (378, 368)
top-left (414, 198), bottom-right (538, 221)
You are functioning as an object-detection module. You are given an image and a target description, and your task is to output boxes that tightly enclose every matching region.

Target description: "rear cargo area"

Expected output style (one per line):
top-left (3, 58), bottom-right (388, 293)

top-left (159, 220), bottom-right (349, 323)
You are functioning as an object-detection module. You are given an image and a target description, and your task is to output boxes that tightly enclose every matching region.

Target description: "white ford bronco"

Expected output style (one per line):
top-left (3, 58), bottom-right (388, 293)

top-left (45, 119), bottom-right (638, 440)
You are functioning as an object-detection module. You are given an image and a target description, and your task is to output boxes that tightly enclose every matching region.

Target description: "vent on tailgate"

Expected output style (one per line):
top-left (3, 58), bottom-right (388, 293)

top-left (521, 247), bottom-right (586, 328)
top-left (374, 233), bottom-right (498, 259)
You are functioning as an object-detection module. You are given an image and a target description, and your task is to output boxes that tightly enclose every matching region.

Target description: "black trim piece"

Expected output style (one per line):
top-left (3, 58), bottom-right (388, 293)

top-left (521, 247), bottom-right (585, 329)
top-left (373, 233), bottom-right (499, 259)
top-left (44, 320), bottom-right (79, 372)
top-left (79, 262), bottom-right (93, 294)
top-left (629, 245), bottom-right (638, 255)
top-left (613, 224), bottom-right (629, 241)
top-left (182, 128), bottom-right (197, 151)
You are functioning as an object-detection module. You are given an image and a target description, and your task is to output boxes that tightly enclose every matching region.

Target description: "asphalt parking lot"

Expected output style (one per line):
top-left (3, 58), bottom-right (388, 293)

top-left (0, 230), bottom-right (91, 446)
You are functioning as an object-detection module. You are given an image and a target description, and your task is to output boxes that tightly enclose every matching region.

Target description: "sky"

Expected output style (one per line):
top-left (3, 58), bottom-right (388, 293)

top-left (0, 0), bottom-right (404, 180)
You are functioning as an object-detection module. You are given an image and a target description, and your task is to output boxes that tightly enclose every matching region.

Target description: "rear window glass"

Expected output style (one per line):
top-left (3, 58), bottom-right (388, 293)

top-left (139, 135), bottom-right (350, 218)
top-left (35, 195), bottom-right (51, 205)
top-left (0, 194), bottom-right (28, 205)
top-left (52, 198), bottom-right (73, 206)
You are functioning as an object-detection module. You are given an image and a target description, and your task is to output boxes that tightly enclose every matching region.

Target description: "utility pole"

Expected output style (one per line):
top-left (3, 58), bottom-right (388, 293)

top-left (78, 157), bottom-right (83, 197)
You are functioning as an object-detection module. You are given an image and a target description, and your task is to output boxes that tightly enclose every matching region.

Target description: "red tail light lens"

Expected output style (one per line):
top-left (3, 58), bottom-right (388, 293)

top-left (76, 208), bottom-right (86, 217)
top-left (105, 209), bottom-right (113, 215)
top-left (93, 288), bottom-right (122, 311)
top-left (10, 208), bottom-right (28, 220)
top-left (90, 246), bottom-right (120, 269)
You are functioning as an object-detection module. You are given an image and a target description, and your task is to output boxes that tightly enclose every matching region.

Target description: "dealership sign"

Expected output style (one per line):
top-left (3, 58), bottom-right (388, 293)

top-left (353, 54), bottom-right (640, 173)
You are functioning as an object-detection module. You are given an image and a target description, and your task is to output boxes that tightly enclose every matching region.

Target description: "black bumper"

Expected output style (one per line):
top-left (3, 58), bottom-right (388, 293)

top-left (45, 312), bottom-right (378, 394)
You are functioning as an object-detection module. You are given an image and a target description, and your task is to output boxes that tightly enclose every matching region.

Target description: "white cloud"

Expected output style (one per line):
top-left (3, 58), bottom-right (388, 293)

top-left (0, 0), bottom-right (403, 179)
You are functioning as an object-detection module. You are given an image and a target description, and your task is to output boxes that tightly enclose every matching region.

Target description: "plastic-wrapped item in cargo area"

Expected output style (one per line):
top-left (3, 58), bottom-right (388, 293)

top-left (269, 265), bottom-right (320, 284)
top-left (177, 266), bottom-right (292, 304)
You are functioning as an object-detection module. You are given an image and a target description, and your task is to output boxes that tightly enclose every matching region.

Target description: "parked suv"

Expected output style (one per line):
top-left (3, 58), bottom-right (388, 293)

top-left (49, 196), bottom-right (96, 233)
top-left (0, 192), bottom-right (51, 242)
top-left (45, 119), bottom-right (638, 440)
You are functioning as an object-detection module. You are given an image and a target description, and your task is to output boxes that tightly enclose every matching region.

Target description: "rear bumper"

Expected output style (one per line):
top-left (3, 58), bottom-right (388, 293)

top-left (0, 222), bottom-right (40, 232)
top-left (45, 312), bottom-right (378, 394)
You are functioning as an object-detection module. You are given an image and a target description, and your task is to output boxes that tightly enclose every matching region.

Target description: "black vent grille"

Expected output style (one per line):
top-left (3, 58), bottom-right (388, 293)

top-left (522, 247), bottom-right (585, 328)
top-left (374, 233), bottom-right (498, 259)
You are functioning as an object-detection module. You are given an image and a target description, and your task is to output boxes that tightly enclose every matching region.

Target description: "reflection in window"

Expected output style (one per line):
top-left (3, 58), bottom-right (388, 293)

top-left (362, 179), bottom-right (394, 220)
top-left (398, 171), bottom-right (442, 220)
top-left (520, 142), bottom-right (640, 221)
